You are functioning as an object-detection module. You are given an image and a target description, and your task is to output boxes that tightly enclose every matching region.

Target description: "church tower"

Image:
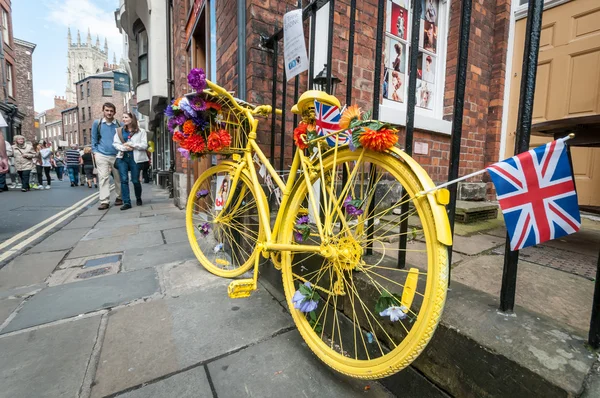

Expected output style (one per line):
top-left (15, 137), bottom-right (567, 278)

top-left (65, 27), bottom-right (109, 103)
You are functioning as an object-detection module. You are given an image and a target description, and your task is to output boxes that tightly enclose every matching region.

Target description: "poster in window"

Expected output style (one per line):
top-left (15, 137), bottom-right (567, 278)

top-left (421, 0), bottom-right (438, 24)
top-left (386, 37), bottom-right (406, 73)
top-left (215, 175), bottom-right (230, 211)
top-left (416, 80), bottom-right (435, 110)
top-left (422, 21), bottom-right (437, 53)
top-left (382, 69), bottom-right (390, 99)
top-left (388, 69), bottom-right (405, 103)
top-left (389, 2), bottom-right (408, 40)
top-left (417, 52), bottom-right (436, 83)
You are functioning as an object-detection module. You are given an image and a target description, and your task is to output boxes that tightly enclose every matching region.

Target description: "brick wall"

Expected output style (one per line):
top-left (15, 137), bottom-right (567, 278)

top-left (0, 0), bottom-right (15, 105)
top-left (76, 77), bottom-right (127, 146)
top-left (216, 0), bottom-right (237, 92)
top-left (14, 40), bottom-right (35, 141)
top-left (61, 108), bottom-right (79, 147)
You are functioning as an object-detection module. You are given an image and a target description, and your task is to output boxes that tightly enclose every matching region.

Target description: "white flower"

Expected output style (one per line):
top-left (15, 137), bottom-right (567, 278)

top-left (215, 113), bottom-right (224, 124)
top-left (213, 243), bottom-right (224, 253)
top-left (379, 305), bottom-right (408, 322)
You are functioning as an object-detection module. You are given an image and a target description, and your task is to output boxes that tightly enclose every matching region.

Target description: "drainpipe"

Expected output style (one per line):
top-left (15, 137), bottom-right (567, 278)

top-left (166, 0), bottom-right (175, 198)
top-left (237, 0), bottom-right (246, 100)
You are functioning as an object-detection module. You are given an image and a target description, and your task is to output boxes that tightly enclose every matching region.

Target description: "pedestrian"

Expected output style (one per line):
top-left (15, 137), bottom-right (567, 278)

top-left (54, 149), bottom-right (65, 181)
top-left (138, 151), bottom-right (150, 183)
top-left (12, 135), bottom-right (35, 192)
top-left (0, 132), bottom-right (8, 192)
top-left (92, 102), bottom-right (123, 210)
top-left (29, 141), bottom-right (40, 190)
top-left (82, 147), bottom-right (98, 189)
top-left (65, 143), bottom-right (82, 187)
top-left (35, 141), bottom-right (53, 190)
top-left (79, 146), bottom-right (86, 186)
top-left (114, 112), bottom-right (148, 210)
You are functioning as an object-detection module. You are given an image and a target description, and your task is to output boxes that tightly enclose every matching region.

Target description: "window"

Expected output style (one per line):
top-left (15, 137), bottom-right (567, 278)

top-left (87, 81), bottom-right (90, 97)
top-left (78, 65), bottom-right (85, 81)
top-left (80, 84), bottom-right (84, 100)
top-left (102, 81), bottom-right (112, 96)
top-left (83, 129), bottom-right (87, 145)
top-left (378, 0), bottom-right (450, 133)
top-left (6, 62), bottom-right (13, 97)
top-left (81, 108), bottom-right (85, 122)
top-left (1, 8), bottom-right (9, 45)
top-left (137, 29), bottom-right (148, 82)
top-left (88, 107), bottom-right (91, 119)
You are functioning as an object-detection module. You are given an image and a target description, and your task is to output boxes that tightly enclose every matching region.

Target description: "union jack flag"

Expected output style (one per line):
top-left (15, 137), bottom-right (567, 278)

top-left (487, 138), bottom-right (580, 251)
top-left (314, 100), bottom-right (350, 146)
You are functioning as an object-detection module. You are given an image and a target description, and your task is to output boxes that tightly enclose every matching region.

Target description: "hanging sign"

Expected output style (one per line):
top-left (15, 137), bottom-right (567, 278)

top-left (283, 9), bottom-right (308, 81)
top-left (113, 72), bottom-right (130, 92)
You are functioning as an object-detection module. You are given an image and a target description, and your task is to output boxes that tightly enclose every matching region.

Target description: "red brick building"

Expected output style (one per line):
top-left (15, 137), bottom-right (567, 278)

top-left (61, 106), bottom-right (79, 147)
top-left (14, 38), bottom-right (36, 140)
top-left (75, 70), bottom-right (127, 146)
top-left (38, 96), bottom-right (74, 148)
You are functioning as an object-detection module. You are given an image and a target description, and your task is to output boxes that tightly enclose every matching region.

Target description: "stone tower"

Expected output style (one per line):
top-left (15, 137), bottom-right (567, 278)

top-left (65, 27), bottom-right (109, 103)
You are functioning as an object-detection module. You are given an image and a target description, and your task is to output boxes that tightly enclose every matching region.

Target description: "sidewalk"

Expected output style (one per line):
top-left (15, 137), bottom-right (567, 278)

top-left (0, 187), bottom-right (394, 398)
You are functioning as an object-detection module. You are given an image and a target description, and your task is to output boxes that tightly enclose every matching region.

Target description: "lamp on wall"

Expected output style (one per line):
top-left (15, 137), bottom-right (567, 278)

top-left (313, 64), bottom-right (341, 95)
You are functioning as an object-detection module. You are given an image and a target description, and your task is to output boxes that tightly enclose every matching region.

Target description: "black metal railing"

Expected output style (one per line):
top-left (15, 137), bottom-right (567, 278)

top-left (262, 0), bottom-right (600, 348)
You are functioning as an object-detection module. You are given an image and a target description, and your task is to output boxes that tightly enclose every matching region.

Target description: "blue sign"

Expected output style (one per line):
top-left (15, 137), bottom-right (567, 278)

top-left (113, 72), bottom-right (130, 92)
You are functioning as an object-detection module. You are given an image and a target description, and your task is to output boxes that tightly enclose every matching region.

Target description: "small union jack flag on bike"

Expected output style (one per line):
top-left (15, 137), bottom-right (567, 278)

top-left (487, 138), bottom-right (580, 251)
top-left (314, 100), bottom-right (350, 146)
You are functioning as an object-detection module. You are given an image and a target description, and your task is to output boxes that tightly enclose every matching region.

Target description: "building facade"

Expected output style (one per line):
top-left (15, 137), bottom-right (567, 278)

top-left (14, 38), bottom-right (36, 140)
top-left (37, 96), bottom-right (75, 145)
top-left (75, 71), bottom-right (127, 146)
top-left (65, 28), bottom-right (110, 104)
top-left (41, 119), bottom-right (63, 149)
top-left (61, 106), bottom-right (79, 147)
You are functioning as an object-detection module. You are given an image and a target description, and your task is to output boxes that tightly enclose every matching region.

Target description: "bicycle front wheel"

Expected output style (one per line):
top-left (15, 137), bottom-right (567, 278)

top-left (280, 147), bottom-right (448, 379)
top-left (186, 164), bottom-right (265, 278)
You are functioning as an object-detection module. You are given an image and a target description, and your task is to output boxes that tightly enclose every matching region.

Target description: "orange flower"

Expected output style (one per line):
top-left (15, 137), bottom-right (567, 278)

top-left (207, 131), bottom-right (223, 151)
top-left (182, 134), bottom-right (206, 153)
top-left (218, 129), bottom-right (232, 147)
top-left (172, 131), bottom-right (186, 143)
top-left (358, 128), bottom-right (398, 152)
top-left (339, 105), bottom-right (362, 130)
top-left (173, 97), bottom-right (182, 107)
top-left (294, 122), bottom-right (309, 150)
top-left (205, 101), bottom-right (222, 111)
top-left (183, 120), bottom-right (196, 136)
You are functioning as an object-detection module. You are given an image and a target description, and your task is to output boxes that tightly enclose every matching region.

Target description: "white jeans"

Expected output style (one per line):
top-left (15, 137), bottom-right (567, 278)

top-left (95, 152), bottom-right (121, 204)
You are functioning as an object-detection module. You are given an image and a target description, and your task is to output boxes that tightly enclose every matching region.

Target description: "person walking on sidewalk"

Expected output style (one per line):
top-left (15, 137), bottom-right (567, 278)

top-left (114, 112), bottom-right (148, 210)
top-left (54, 149), bottom-right (65, 181)
top-left (0, 132), bottom-right (8, 192)
top-left (65, 144), bottom-right (82, 187)
top-left (82, 147), bottom-right (98, 189)
top-left (12, 135), bottom-right (35, 192)
top-left (92, 103), bottom-right (122, 210)
top-left (35, 141), bottom-right (53, 190)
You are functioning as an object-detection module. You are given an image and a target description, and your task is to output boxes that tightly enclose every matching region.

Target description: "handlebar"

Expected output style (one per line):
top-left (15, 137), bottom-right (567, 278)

top-left (252, 105), bottom-right (282, 116)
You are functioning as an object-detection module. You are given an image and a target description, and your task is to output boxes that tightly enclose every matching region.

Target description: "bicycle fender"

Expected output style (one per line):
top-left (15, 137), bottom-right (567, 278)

top-left (388, 147), bottom-right (453, 246)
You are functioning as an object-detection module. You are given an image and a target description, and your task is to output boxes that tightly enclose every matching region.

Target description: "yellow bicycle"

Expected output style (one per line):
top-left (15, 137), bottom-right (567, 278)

top-left (185, 80), bottom-right (452, 379)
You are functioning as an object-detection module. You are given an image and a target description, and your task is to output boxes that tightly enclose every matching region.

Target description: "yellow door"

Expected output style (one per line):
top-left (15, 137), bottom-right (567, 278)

top-left (506, 0), bottom-right (600, 206)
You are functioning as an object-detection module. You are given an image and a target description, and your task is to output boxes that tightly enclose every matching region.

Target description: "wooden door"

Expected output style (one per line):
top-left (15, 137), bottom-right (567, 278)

top-left (506, 0), bottom-right (600, 206)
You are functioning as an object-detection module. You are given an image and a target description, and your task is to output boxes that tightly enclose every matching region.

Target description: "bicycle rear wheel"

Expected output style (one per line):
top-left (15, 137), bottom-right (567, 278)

top-left (186, 164), bottom-right (265, 278)
top-left (279, 147), bottom-right (448, 379)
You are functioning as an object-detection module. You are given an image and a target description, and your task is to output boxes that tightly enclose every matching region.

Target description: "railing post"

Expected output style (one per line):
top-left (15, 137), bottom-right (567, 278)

top-left (499, 0), bottom-right (544, 312)
top-left (589, 246), bottom-right (600, 348)
top-left (270, 38), bottom-right (279, 166)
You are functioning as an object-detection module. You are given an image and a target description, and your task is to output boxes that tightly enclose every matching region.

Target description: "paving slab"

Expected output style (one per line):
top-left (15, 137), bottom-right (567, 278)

top-left (451, 233), bottom-right (504, 255)
top-left (93, 214), bottom-right (183, 230)
top-left (452, 254), bottom-right (595, 333)
top-left (373, 240), bottom-right (463, 267)
top-left (162, 227), bottom-right (187, 244)
top-left (68, 231), bottom-right (164, 259)
top-left (115, 366), bottom-right (212, 398)
top-left (0, 251), bottom-right (67, 289)
top-left (0, 315), bottom-right (101, 398)
top-left (102, 211), bottom-right (142, 220)
top-left (28, 228), bottom-right (91, 253)
top-left (140, 208), bottom-right (182, 217)
top-left (62, 214), bottom-right (102, 230)
top-left (82, 224), bottom-right (140, 241)
top-left (91, 300), bottom-right (179, 398)
top-left (1, 268), bottom-right (159, 333)
top-left (122, 241), bottom-right (195, 272)
top-left (167, 284), bottom-right (295, 368)
top-left (150, 202), bottom-right (178, 210)
top-left (79, 205), bottom-right (109, 217)
top-left (0, 297), bottom-right (22, 325)
top-left (208, 330), bottom-right (392, 398)
top-left (161, 260), bottom-right (229, 297)
top-left (47, 262), bottom-right (120, 286)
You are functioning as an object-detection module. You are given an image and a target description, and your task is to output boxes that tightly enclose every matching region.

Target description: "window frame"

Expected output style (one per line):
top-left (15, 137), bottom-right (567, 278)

top-left (87, 81), bottom-right (90, 97)
top-left (5, 62), bottom-right (13, 98)
top-left (1, 8), bottom-right (9, 46)
top-left (80, 84), bottom-right (84, 100)
top-left (102, 80), bottom-right (113, 97)
top-left (81, 107), bottom-right (85, 122)
top-left (137, 28), bottom-right (148, 83)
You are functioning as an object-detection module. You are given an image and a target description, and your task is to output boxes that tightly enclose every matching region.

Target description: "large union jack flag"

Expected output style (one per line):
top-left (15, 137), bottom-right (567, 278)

top-left (487, 138), bottom-right (580, 251)
top-left (314, 100), bottom-right (350, 146)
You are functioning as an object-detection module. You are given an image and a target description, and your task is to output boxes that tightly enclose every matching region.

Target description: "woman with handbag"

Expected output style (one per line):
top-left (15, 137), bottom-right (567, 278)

top-left (113, 112), bottom-right (148, 210)
top-left (82, 146), bottom-right (98, 188)
top-left (12, 135), bottom-right (36, 192)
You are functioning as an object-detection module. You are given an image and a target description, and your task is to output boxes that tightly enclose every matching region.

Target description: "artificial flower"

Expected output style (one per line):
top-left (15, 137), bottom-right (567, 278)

top-left (182, 134), bottom-right (206, 153)
top-left (343, 196), bottom-right (364, 216)
top-left (188, 68), bottom-right (207, 92)
top-left (177, 147), bottom-right (190, 160)
top-left (292, 282), bottom-right (319, 313)
top-left (213, 243), bottom-right (224, 253)
top-left (294, 215), bottom-right (311, 243)
top-left (218, 129), bottom-right (232, 147)
top-left (192, 116), bottom-right (209, 131)
top-left (190, 95), bottom-right (206, 111)
top-left (340, 104), bottom-right (361, 129)
top-left (173, 97), bottom-right (182, 107)
top-left (358, 128), bottom-right (398, 152)
top-left (198, 222), bottom-right (210, 237)
top-left (182, 120), bottom-right (197, 136)
top-left (179, 97), bottom-right (197, 119)
top-left (207, 131), bottom-right (223, 151)
top-left (293, 122), bottom-right (309, 150)
top-left (379, 305), bottom-right (408, 322)
top-left (164, 105), bottom-right (175, 118)
top-left (172, 131), bottom-right (187, 143)
top-left (215, 113), bottom-right (224, 125)
top-left (196, 189), bottom-right (209, 198)
top-left (205, 101), bottom-right (222, 111)
top-left (167, 118), bottom-right (178, 134)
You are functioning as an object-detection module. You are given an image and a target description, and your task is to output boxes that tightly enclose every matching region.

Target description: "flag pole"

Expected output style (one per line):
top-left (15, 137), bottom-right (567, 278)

top-left (416, 134), bottom-right (575, 198)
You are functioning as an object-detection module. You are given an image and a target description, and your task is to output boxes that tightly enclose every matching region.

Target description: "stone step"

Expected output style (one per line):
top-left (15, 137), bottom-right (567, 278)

top-left (455, 200), bottom-right (499, 224)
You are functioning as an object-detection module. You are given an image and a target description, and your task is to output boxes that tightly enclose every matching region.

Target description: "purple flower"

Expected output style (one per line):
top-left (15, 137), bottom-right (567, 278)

top-left (198, 222), bottom-right (210, 237)
top-left (173, 114), bottom-right (187, 126)
top-left (292, 282), bottom-right (319, 313)
top-left (196, 189), bottom-right (209, 198)
top-left (379, 305), bottom-right (408, 322)
top-left (343, 196), bottom-right (364, 216)
top-left (192, 116), bottom-right (208, 131)
top-left (177, 147), bottom-right (190, 160)
top-left (167, 118), bottom-right (178, 133)
top-left (294, 231), bottom-right (304, 243)
top-left (297, 215), bottom-right (309, 225)
top-left (190, 96), bottom-right (206, 111)
top-left (164, 105), bottom-right (175, 117)
top-left (348, 138), bottom-right (357, 151)
top-left (179, 98), bottom-right (197, 119)
top-left (188, 68), bottom-right (207, 92)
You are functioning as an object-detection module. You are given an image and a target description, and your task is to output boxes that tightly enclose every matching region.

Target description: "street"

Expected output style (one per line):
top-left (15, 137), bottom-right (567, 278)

top-left (0, 177), bottom-right (94, 243)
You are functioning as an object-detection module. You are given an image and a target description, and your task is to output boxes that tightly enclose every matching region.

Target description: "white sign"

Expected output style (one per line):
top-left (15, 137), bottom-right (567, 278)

top-left (414, 141), bottom-right (429, 155)
top-left (283, 9), bottom-right (309, 81)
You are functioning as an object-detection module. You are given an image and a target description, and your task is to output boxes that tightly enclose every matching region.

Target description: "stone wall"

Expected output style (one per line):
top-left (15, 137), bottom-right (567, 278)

top-left (14, 40), bottom-right (35, 141)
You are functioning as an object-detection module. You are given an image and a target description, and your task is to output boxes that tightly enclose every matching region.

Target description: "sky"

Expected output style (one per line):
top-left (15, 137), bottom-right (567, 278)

top-left (12, 0), bottom-right (123, 112)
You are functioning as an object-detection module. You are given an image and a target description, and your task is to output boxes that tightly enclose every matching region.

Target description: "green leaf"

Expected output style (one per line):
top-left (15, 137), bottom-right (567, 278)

top-left (309, 310), bottom-right (317, 321)
top-left (366, 121), bottom-right (385, 130)
top-left (299, 283), bottom-right (313, 296)
top-left (348, 199), bottom-right (362, 208)
top-left (362, 110), bottom-right (372, 121)
top-left (352, 129), bottom-right (363, 148)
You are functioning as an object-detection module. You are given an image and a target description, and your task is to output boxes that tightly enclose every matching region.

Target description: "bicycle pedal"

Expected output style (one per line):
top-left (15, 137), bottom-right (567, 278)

top-left (228, 279), bottom-right (257, 299)
top-left (401, 268), bottom-right (419, 310)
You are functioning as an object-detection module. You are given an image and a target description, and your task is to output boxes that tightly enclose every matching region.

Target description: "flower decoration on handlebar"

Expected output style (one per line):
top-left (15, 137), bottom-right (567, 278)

top-left (165, 68), bottom-right (232, 158)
